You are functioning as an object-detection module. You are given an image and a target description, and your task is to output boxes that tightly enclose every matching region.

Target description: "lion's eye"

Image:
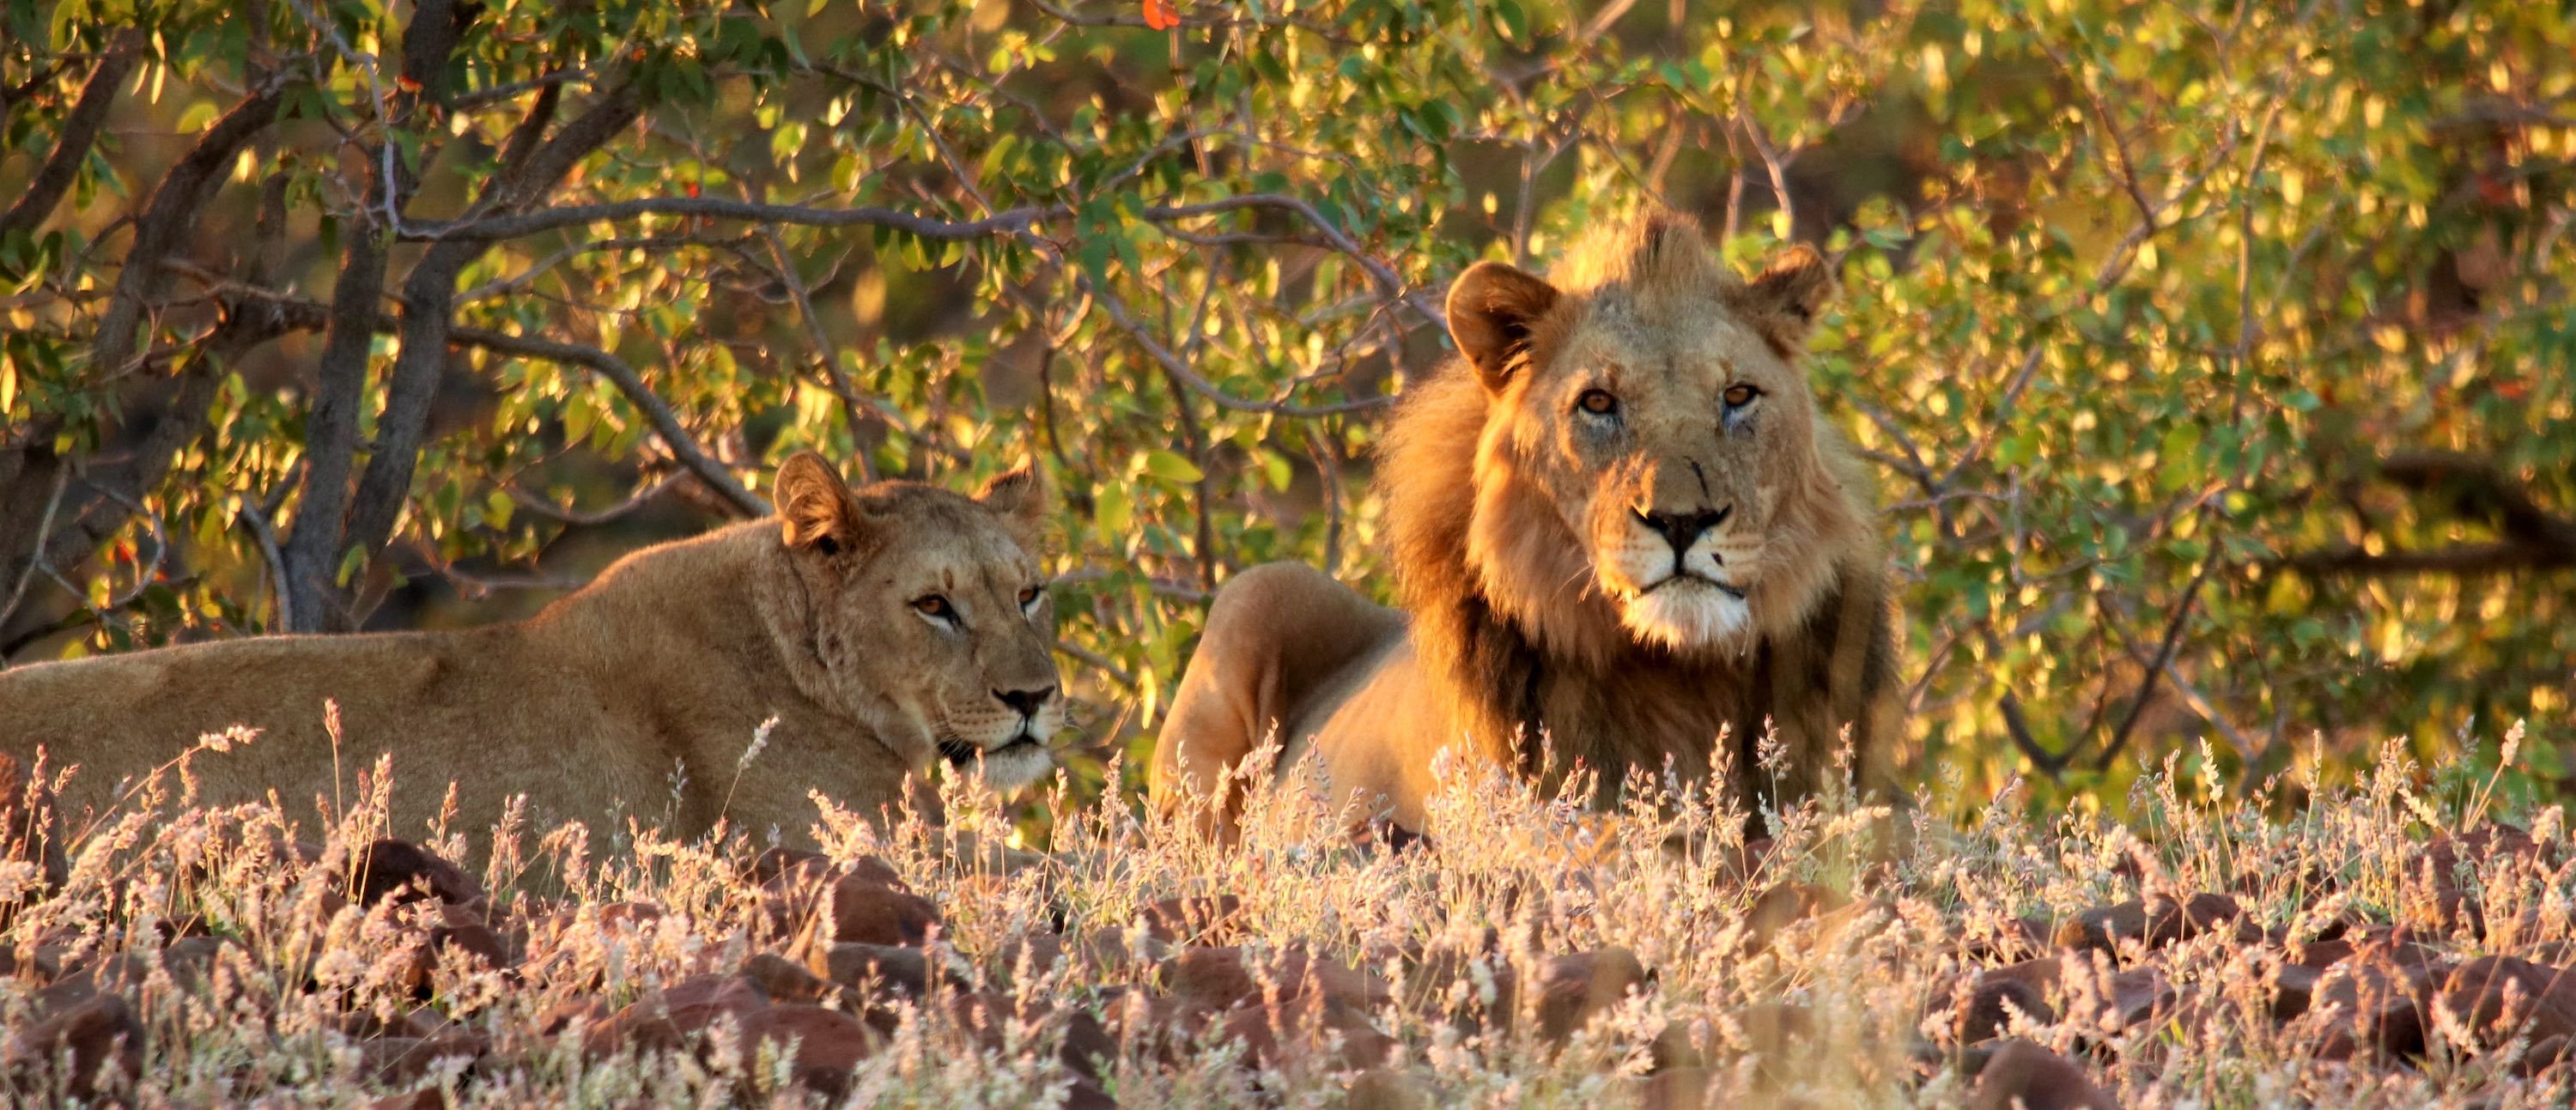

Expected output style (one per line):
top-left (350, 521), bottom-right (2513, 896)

top-left (1722, 384), bottom-right (1761, 408)
top-left (1018, 585), bottom-right (1042, 607)
top-left (912, 595), bottom-right (955, 620)
top-left (1577, 389), bottom-right (1619, 416)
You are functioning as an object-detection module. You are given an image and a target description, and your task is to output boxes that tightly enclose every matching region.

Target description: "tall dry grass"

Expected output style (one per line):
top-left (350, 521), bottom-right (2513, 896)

top-left (0, 723), bottom-right (2567, 1107)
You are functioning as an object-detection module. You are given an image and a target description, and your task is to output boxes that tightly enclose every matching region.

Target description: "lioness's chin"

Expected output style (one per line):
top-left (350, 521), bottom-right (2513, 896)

top-left (968, 739), bottom-right (1055, 792)
top-left (1619, 585), bottom-right (1755, 654)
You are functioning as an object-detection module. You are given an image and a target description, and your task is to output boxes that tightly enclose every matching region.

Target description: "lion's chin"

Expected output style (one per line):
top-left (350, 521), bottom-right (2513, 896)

top-left (1619, 582), bottom-right (1755, 655)
top-left (967, 737), bottom-right (1055, 792)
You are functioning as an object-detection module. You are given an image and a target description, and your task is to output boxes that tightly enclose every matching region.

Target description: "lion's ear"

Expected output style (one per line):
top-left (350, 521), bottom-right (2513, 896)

top-left (1446, 260), bottom-right (1562, 395)
top-left (976, 460), bottom-right (1046, 548)
top-left (775, 451), bottom-right (865, 555)
top-left (1736, 244), bottom-right (1836, 356)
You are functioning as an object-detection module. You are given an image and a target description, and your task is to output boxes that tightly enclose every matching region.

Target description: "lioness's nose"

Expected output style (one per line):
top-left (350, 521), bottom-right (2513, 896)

top-left (993, 686), bottom-right (1056, 718)
top-left (1634, 505), bottom-right (1734, 553)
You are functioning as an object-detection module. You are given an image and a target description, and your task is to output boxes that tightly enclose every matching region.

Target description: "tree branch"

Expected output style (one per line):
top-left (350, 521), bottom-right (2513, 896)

top-left (447, 326), bottom-right (769, 516)
top-left (0, 33), bottom-right (141, 240)
top-left (405, 198), bottom-right (1060, 243)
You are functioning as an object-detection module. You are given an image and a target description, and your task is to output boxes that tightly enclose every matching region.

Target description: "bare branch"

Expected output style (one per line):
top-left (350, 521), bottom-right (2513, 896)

top-left (447, 326), bottom-right (769, 516)
top-left (502, 472), bottom-right (686, 527)
top-left (406, 198), bottom-right (1060, 243)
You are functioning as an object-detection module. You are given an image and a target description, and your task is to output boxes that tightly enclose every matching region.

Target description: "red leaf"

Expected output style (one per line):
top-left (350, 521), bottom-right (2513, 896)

top-left (1143, 0), bottom-right (1180, 31)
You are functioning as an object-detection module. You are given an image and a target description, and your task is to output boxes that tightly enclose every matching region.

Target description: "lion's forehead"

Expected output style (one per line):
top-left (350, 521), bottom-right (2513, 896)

top-left (1552, 296), bottom-right (1779, 385)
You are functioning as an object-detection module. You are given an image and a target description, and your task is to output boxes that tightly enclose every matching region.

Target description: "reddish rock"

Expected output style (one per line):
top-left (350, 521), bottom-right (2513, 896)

top-left (428, 901), bottom-right (515, 972)
top-left (1954, 968), bottom-right (2057, 1043)
top-left (816, 942), bottom-right (952, 998)
top-left (943, 991), bottom-right (1118, 1083)
top-left (2439, 956), bottom-right (2576, 1050)
top-left (359, 1029), bottom-right (486, 1085)
top-left (748, 847), bottom-right (908, 895)
top-left (735, 1004), bottom-right (878, 1096)
top-left (1207, 993), bottom-right (1395, 1072)
top-left (1533, 947), bottom-right (1649, 1043)
top-left (0, 750), bottom-right (68, 915)
top-left (2056, 893), bottom-right (2255, 955)
top-left (2269, 962), bottom-right (2324, 1021)
top-left (1160, 944), bottom-right (1388, 1013)
top-left (2306, 946), bottom-right (2451, 1061)
top-left (1642, 1066), bottom-right (1712, 1110)
top-left (1348, 1067), bottom-right (1436, 1110)
top-left (580, 974), bottom-right (772, 1058)
top-left (364, 1091), bottom-right (447, 1110)
top-left (740, 953), bottom-right (843, 1006)
top-left (1731, 1003), bottom-right (1815, 1064)
top-left (1970, 1039), bottom-right (2118, 1110)
top-left (1138, 894), bottom-right (1250, 945)
top-left (2, 992), bottom-right (143, 1101)
top-left (1960, 917), bottom-right (2054, 964)
top-left (1745, 882), bottom-right (1853, 951)
top-left (768, 873), bottom-right (941, 947)
top-left (2516, 1034), bottom-right (2573, 1077)
top-left (350, 840), bottom-right (483, 908)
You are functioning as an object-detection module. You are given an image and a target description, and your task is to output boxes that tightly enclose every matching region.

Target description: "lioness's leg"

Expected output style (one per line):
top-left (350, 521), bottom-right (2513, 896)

top-left (1150, 561), bottom-right (1401, 839)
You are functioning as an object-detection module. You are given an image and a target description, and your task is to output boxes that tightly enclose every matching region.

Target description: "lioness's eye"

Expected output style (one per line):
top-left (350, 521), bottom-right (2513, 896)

top-left (912, 595), bottom-right (954, 619)
top-left (1018, 585), bottom-right (1042, 606)
top-left (1722, 384), bottom-right (1760, 407)
top-left (1577, 389), bottom-right (1619, 416)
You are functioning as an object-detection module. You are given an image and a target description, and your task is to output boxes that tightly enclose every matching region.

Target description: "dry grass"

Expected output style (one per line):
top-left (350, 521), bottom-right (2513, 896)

top-left (0, 725), bottom-right (2569, 1108)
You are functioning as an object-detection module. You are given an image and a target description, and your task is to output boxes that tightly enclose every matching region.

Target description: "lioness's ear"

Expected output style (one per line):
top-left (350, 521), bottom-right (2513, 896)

top-left (976, 461), bottom-right (1046, 548)
top-left (775, 451), bottom-right (863, 555)
top-left (1735, 244), bottom-right (1837, 357)
top-left (1446, 260), bottom-right (1562, 395)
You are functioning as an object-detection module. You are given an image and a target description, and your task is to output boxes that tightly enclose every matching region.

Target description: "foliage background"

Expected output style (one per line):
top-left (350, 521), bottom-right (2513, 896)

top-left (3, 0), bottom-right (2569, 825)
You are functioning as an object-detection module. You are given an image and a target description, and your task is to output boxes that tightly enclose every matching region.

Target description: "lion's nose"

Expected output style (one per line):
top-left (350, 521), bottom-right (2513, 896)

top-left (1633, 505), bottom-right (1734, 555)
top-left (993, 686), bottom-right (1056, 718)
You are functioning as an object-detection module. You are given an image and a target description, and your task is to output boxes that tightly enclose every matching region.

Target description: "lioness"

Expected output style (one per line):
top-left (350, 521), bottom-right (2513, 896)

top-left (0, 452), bottom-right (1065, 846)
top-left (1151, 212), bottom-right (1901, 841)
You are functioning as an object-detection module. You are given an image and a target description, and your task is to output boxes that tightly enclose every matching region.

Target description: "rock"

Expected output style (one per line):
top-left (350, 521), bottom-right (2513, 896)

top-left (1347, 1067), bottom-right (1436, 1110)
top-left (350, 840), bottom-right (483, 908)
top-left (2, 992), bottom-right (143, 1102)
top-left (1160, 944), bottom-right (1389, 1014)
top-left (944, 991), bottom-right (1117, 1083)
top-left (735, 1004), bottom-right (878, 1096)
top-left (1208, 993), bottom-right (1395, 1072)
top-left (580, 974), bottom-right (772, 1058)
top-left (816, 942), bottom-right (955, 999)
top-left (2306, 946), bottom-right (2451, 1061)
top-left (741, 952), bottom-right (846, 1006)
top-left (1137, 894), bottom-right (1249, 945)
top-left (0, 750), bottom-right (68, 916)
top-left (1954, 968), bottom-right (2057, 1043)
top-left (364, 1091), bottom-right (448, 1110)
top-left (358, 1029), bottom-right (486, 1085)
top-left (1642, 1067), bottom-right (1713, 1110)
top-left (1970, 1039), bottom-right (2118, 1110)
top-left (2055, 893), bottom-right (2255, 956)
top-left (428, 901), bottom-right (515, 972)
top-left (1533, 947), bottom-right (1649, 1043)
top-left (1731, 1003), bottom-right (1814, 1065)
top-left (2438, 956), bottom-right (2576, 1051)
top-left (1746, 882), bottom-right (1853, 951)
top-left (769, 873), bottom-right (941, 947)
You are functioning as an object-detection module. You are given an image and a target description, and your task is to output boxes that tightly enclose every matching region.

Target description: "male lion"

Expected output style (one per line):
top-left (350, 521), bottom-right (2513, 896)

top-left (0, 452), bottom-right (1065, 846)
top-left (1151, 212), bottom-right (1901, 843)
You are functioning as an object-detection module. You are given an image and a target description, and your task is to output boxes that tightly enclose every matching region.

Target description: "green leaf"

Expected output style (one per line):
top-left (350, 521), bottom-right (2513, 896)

top-left (1143, 450), bottom-right (1203, 483)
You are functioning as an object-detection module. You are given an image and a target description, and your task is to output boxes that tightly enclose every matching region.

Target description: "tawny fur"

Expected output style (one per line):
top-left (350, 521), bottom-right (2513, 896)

top-left (0, 453), bottom-right (1065, 848)
top-left (1151, 212), bottom-right (1902, 840)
